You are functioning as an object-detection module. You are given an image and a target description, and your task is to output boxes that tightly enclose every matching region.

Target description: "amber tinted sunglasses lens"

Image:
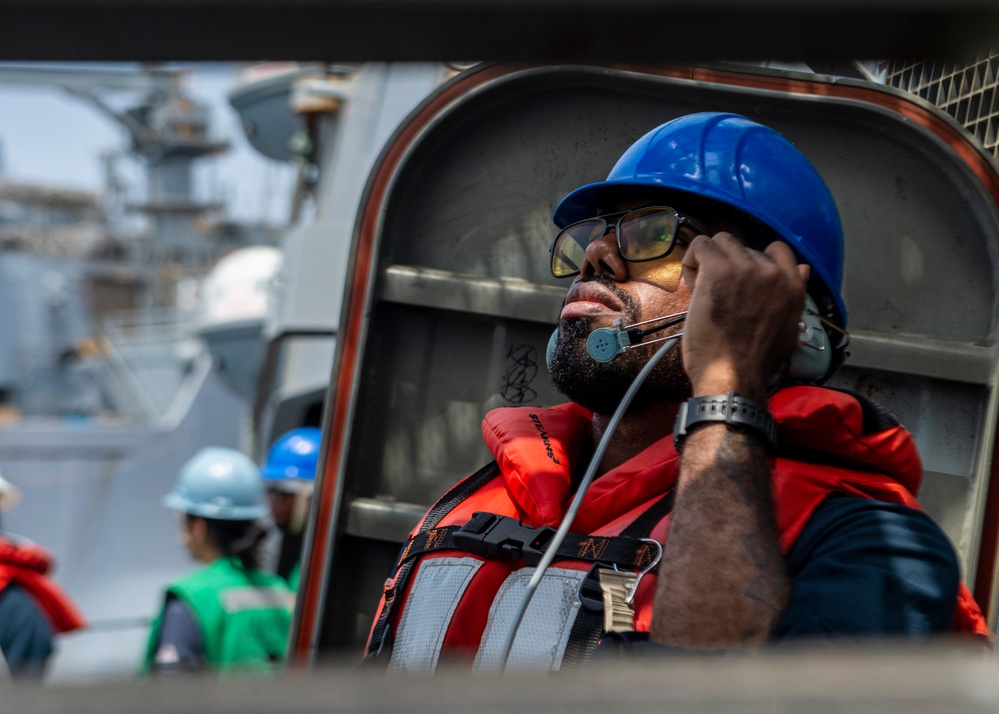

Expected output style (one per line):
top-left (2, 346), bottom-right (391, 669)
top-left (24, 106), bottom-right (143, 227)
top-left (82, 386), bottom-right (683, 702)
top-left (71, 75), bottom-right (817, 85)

top-left (617, 208), bottom-right (679, 261)
top-left (551, 219), bottom-right (606, 277)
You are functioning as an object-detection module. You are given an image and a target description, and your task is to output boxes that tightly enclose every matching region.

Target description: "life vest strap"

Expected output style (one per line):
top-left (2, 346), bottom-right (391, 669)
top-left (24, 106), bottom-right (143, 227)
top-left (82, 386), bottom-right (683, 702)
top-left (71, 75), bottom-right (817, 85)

top-left (365, 461), bottom-right (501, 660)
top-left (398, 514), bottom-right (664, 571)
top-left (365, 462), bottom-right (675, 662)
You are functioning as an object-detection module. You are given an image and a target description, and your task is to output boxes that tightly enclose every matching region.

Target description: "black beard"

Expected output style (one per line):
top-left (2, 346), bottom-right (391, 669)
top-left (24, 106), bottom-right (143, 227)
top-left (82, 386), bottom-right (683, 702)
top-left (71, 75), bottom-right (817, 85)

top-left (548, 278), bottom-right (692, 416)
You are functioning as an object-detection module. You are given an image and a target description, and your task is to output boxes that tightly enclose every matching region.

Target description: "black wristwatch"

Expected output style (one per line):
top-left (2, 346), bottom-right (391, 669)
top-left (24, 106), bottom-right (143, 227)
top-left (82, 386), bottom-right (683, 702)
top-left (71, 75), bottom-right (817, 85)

top-left (673, 391), bottom-right (776, 452)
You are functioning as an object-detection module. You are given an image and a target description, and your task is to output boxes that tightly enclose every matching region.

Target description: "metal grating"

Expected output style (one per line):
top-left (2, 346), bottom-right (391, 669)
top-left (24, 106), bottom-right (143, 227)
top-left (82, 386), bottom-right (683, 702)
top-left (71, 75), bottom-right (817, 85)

top-left (887, 51), bottom-right (999, 160)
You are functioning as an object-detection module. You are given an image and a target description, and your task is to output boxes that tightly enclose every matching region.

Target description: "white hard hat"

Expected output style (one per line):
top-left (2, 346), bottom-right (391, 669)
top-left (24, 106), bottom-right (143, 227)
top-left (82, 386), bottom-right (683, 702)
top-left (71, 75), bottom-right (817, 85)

top-left (0, 473), bottom-right (22, 512)
top-left (164, 447), bottom-right (268, 521)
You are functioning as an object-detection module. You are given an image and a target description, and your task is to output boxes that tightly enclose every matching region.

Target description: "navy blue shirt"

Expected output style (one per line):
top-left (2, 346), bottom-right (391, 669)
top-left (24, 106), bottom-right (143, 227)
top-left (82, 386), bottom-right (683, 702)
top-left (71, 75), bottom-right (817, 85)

top-left (0, 584), bottom-right (54, 679)
top-left (774, 496), bottom-right (959, 637)
top-left (150, 596), bottom-right (205, 675)
top-left (596, 496), bottom-right (961, 655)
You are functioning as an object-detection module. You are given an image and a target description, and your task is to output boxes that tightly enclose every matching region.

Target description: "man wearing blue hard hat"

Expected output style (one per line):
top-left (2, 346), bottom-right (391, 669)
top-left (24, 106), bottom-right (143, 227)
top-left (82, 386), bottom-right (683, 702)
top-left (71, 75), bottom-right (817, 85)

top-left (366, 113), bottom-right (988, 672)
top-left (260, 427), bottom-right (321, 590)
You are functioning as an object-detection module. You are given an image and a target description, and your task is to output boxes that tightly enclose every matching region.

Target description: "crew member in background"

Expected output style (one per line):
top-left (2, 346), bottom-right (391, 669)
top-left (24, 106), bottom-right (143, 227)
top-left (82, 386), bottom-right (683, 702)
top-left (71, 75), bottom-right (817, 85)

top-left (0, 472), bottom-right (86, 679)
top-left (144, 448), bottom-right (294, 675)
top-left (365, 112), bottom-right (989, 673)
top-left (260, 427), bottom-right (321, 590)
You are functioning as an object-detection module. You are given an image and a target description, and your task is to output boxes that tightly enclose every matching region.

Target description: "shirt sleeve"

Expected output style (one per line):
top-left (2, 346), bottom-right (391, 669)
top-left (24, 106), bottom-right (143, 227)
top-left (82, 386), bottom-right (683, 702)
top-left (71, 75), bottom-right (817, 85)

top-left (151, 596), bottom-right (205, 675)
top-left (771, 496), bottom-right (960, 639)
top-left (0, 584), bottom-right (54, 679)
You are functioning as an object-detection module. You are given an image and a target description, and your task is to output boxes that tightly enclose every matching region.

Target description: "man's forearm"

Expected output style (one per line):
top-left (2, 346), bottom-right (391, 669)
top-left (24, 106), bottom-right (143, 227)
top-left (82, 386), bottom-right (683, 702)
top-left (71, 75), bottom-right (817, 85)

top-left (649, 423), bottom-right (790, 649)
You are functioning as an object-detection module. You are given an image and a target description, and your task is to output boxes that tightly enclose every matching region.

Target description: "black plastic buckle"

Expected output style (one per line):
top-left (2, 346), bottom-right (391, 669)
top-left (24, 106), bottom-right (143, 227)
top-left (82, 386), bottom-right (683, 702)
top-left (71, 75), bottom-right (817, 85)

top-left (452, 512), bottom-right (556, 566)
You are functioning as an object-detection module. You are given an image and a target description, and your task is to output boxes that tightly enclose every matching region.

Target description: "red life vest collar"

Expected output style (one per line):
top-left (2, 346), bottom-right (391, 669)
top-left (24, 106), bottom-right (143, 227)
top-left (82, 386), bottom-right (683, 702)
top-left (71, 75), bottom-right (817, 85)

top-left (0, 536), bottom-right (86, 633)
top-left (0, 536), bottom-right (53, 574)
top-left (481, 386), bottom-right (921, 533)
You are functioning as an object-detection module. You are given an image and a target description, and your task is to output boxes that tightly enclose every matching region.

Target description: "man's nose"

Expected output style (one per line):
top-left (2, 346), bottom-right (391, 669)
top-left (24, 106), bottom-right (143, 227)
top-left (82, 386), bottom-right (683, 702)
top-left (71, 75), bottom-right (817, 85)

top-left (579, 230), bottom-right (628, 281)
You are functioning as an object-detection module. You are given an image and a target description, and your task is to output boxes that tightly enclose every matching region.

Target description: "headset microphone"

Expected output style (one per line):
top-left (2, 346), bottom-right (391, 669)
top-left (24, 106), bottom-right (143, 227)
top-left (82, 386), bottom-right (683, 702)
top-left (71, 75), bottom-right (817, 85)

top-left (586, 312), bottom-right (687, 362)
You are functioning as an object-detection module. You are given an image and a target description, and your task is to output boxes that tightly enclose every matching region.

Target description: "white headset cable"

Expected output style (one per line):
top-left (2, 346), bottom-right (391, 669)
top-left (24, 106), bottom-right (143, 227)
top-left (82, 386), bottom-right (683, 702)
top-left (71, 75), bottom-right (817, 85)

top-left (497, 335), bottom-right (681, 672)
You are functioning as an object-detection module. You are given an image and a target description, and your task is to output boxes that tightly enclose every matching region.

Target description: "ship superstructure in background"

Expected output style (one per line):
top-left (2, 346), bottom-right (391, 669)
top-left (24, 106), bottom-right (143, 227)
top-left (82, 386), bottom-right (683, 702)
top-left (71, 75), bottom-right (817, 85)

top-left (0, 64), bottom-right (282, 682)
top-left (0, 180), bottom-right (106, 418)
top-left (0, 61), bottom-right (454, 683)
top-left (228, 63), bottom-right (451, 456)
top-left (0, 180), bottom-right (106, 257)
top-left (0, 64), bottom-right (281, 422)
top-left (0, 65), bottom-right (276, 268)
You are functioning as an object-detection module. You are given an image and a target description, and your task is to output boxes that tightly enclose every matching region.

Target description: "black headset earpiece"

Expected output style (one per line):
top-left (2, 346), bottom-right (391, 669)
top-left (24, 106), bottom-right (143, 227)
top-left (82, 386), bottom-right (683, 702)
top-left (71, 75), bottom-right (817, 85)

top-left (546, 327), bottom-right (559, 372)
top-left (785, 295), bottom-right (833, 383)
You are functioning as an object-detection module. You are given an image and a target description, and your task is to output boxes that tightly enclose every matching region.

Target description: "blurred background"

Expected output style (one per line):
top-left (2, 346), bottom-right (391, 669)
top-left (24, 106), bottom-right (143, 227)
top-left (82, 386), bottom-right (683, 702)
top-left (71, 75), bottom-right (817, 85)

top-left (0, 63), bottom-right (297, 227)
top-left (0, 61), bottom-right (319, 682)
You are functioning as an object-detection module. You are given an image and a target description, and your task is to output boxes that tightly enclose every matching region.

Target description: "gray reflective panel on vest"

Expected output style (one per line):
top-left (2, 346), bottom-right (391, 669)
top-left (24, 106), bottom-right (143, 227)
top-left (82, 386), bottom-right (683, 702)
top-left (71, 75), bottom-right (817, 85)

top-left (473, 566), bottom-right (586, 673)
top-left (389, 556), bottom-right (483, 674)
top-left (221, 586), bottom-right (292, 613)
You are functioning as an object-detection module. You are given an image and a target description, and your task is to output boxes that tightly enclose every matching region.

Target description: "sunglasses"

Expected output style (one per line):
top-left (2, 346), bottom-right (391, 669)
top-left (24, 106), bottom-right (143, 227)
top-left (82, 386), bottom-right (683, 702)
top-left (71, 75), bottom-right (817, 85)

top-left (550, 206), bottom-right (708, 278)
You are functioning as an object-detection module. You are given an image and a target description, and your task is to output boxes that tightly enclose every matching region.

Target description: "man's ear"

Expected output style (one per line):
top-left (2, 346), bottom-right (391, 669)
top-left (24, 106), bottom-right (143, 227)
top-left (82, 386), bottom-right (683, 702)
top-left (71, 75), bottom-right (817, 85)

top-left (546, 328), bottom-right (559, 372)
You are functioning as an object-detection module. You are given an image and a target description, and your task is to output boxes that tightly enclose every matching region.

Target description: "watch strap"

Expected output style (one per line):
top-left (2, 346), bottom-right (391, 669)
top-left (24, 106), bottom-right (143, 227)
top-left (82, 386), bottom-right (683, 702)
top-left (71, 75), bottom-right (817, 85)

top-left (673, 391), bottom-right (776, 452)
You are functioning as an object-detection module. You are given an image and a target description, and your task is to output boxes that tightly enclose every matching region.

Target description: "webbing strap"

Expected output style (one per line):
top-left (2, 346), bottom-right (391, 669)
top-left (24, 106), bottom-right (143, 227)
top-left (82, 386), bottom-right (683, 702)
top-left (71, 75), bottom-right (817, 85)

top-left (365, 461), bottom-right (501, 659)
top-left (395, 521), bottom-right (665, 572)
top-left (561, 489), bottom-right (675, 667)
top-left (420, 461), bottom-right (502, 531)
top-left (620, 488), bottom-right (675, 538)
top-left (365, 460), bottom-right (675, 662)
top-left (561, 576), bottom-right (605, 670)
top-left (401, 488), bottom-right (675, 570)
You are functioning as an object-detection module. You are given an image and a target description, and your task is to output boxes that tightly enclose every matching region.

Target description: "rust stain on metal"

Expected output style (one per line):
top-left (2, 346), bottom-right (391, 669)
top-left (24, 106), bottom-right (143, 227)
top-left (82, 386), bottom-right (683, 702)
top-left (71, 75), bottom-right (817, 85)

top-left (852, 373), bottom-right (884, 401)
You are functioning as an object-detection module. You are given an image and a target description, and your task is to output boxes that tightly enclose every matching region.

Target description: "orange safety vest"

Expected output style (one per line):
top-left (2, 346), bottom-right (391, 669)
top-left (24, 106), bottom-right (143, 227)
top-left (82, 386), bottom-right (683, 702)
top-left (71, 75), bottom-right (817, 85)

top-left (367, 386), bottom-right (988, 670)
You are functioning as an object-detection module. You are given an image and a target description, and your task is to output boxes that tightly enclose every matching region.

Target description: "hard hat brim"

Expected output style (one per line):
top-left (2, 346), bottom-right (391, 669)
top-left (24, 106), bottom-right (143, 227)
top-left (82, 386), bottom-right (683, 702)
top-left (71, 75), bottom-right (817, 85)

top-left (553, 179), bottom-right (680, 229)
top-left (261, 465), bottom-right (315, 482)
top-left (264, 480), bottom-right (314, 496)
top-left (162, 492), bottom-right (269, 521)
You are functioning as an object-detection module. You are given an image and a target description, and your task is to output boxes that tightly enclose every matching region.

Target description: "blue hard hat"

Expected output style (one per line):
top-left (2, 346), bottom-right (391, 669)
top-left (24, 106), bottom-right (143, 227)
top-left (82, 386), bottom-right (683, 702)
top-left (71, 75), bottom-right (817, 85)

top-left (261, 427), bottom-right (322, 486)
top-left (164, 447), bottom-right (268, 521)
top-left (552, 112), bottom-right (847, 329)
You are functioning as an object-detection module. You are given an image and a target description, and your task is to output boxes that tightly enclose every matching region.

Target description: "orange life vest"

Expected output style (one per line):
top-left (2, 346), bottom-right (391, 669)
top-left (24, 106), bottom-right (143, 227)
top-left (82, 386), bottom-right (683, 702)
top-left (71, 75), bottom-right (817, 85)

top-left (368, 386), bottom-right (988, 670)
top-left (0, 537), bottom-right (87, 633)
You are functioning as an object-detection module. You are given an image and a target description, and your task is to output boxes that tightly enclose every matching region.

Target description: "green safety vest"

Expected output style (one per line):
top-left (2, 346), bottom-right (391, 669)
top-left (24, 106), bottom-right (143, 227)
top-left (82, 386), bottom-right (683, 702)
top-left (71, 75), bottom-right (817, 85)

top-left (286, 560), bottom-right (300, 592)
top-left (144, 557), bottom-right (294, 674)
